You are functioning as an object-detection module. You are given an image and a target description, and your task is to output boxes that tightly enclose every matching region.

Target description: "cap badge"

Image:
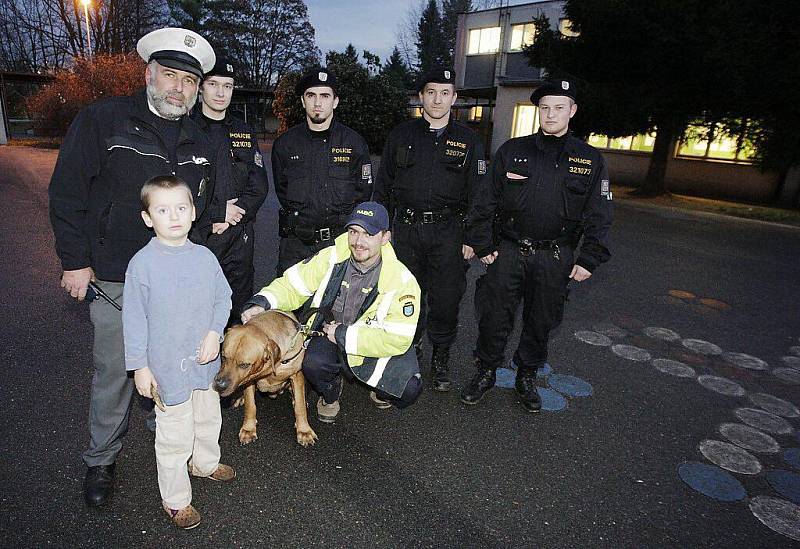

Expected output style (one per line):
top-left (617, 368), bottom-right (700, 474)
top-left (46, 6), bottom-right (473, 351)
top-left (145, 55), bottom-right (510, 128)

top-left (444, 70), bottom-right (451, 79)
top-left (562, 81), bottom-right (569, 90)
top-left (319, 72), bottom-right (328, 82)
top-left (226, 63), bottom-right (233, 73)
top-left (184, 35), bottom-right (196, 48)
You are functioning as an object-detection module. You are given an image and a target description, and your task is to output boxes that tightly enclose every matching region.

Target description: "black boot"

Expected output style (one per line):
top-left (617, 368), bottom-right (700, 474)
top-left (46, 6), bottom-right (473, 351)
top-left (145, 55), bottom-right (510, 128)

top-left (84, 464), bottom-right (116, 507)
top-left (515, 371), bottom-right (542, 413)
top-left (460, 359), bottom-right (496, 405)
top-left (431, 345), bottom-right (451, 392)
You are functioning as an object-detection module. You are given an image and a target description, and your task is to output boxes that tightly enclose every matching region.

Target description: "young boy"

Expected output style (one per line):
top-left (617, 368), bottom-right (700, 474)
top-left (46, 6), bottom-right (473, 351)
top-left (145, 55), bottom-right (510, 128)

top-left (123, 175), bottom-right (234, 529)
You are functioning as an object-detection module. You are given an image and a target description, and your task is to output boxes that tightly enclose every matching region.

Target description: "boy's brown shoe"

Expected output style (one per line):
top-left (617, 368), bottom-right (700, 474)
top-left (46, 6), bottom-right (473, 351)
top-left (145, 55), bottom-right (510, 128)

top-left (191, 463), bottom-right (236, 482)
top-left (163, 503), bottom-right (201, 530)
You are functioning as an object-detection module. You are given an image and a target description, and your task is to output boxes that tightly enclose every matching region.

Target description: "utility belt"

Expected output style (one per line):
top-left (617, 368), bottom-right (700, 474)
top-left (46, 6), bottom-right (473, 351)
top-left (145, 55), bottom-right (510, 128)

top-left (395, 206), bottom-right (461, 225)
top-left (501, 233), bottom-right (573, 259)
top-left (279, 209), bottom-right (342, 245)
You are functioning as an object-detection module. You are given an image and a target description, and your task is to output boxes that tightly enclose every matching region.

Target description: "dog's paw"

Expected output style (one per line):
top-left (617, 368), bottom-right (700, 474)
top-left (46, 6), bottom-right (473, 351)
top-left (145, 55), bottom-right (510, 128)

top-left (297, 428), bottom-right (318, 447)
top-left (239, 427), bottom-right (258, 445)
top-left (232, 396), bottom-right (245, 408)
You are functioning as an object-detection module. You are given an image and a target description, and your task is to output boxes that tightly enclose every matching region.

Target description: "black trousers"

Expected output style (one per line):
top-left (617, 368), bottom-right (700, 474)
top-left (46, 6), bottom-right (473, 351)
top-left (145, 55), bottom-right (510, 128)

top-left (276, 235), bottom-right (336, 277)
top-left (206, 221), bottom-right (255, 327)
top-left (302, 337), bottom-right (422, 409)
top-left (392, 216), bottom-right (468, 347)
top-left (475, 238), bottom-right (574, 373)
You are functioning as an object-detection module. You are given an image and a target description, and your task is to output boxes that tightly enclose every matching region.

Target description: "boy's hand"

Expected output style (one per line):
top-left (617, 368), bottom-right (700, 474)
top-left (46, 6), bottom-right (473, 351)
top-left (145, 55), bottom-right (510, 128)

top-left (134, 367), bottom-right (156, 398)
top-left (197, 330), bottom-right (221, 364)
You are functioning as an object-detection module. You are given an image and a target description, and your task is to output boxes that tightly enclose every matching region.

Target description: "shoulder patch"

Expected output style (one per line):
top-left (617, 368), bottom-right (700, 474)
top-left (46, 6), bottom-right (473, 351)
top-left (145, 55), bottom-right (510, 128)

top-left (362, 163), bottom-right (372, 180)
top-left (254, 150), bottom-right (263, 168)
top-left (399, 294), bottom-right (416, 302)
top-left (402, 302), bottom-right (415, 317)
top-left (478, 159), bottom-right (487, 175)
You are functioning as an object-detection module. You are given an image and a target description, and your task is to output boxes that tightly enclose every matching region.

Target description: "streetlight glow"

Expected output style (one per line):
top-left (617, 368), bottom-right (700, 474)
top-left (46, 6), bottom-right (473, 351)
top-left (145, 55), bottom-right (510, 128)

top-left (81, 0), bottom-right (92, 58)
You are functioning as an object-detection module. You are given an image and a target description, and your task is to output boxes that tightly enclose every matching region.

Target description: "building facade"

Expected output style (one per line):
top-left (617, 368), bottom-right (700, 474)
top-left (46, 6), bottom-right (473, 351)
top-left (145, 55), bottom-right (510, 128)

top-left (453, 1), bottom-right (798, 205)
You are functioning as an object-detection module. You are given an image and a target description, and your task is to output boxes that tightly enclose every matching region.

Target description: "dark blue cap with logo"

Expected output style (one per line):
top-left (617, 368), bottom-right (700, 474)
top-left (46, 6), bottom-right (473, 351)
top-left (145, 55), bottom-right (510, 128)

top-left (345, 202), bottom-right (390, 235)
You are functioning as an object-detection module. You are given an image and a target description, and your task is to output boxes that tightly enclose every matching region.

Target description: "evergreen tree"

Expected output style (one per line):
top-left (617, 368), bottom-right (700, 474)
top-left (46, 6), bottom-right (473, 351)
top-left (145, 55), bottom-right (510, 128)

top-left (442, 0), bottom-right (471, 67)
top-left (416, 0), bottom-right (448, 73)
top-left (382, 47), bottom-right (415, 90)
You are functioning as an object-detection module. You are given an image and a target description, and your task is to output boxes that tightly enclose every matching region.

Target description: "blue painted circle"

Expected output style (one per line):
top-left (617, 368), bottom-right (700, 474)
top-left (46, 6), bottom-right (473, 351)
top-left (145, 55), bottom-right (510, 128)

top-left (678, 462), bottom-right (746, 502)
top-left (537, 387), bottom-right (567, 412)
top-left (548, 374), bottom-right (593, 397)
top-left (766, 470), bottom-right (800, 504)
top-left (784, 448), bottom-right (800, 470)
top-left (495, 367), bottom-right (516, 388)
top-left (509, 361), bottom-right (552, 377)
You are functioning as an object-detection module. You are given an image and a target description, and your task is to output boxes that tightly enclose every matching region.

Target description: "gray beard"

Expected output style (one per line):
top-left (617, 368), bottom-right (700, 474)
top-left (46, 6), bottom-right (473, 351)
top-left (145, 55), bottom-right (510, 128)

top-left (146, 82), bottom-right (196, 120)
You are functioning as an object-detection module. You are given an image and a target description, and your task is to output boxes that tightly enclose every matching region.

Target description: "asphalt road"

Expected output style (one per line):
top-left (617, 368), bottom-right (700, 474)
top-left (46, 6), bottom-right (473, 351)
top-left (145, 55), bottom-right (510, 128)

top-left (1, 145), bottom-right (800, 548)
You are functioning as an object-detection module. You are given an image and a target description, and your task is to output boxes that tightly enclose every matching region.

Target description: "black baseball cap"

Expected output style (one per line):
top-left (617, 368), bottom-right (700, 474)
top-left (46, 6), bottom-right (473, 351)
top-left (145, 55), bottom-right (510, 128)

top-left (345, 202), bottom-right (390, 235)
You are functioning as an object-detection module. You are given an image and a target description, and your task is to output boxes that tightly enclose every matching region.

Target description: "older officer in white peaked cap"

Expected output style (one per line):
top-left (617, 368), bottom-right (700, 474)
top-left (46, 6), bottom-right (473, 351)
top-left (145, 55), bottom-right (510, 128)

top-left (49, 27), bottom-right (220, 509)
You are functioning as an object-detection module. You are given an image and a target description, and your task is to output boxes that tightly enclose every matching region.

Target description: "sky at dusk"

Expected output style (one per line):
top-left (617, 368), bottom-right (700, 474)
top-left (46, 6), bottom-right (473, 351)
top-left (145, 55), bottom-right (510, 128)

top-left (305, 0), bottom-right (535, 65)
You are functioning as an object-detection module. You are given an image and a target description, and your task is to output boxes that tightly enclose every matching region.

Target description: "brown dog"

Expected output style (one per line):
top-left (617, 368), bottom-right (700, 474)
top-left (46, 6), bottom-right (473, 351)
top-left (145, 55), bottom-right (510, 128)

top-left (213, 310), bottom-right (317, 447)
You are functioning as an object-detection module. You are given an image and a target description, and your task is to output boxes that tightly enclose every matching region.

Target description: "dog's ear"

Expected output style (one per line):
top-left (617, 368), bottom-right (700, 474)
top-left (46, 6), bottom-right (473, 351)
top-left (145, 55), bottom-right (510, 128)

top-left (262, 339), bottom-right (282, 372)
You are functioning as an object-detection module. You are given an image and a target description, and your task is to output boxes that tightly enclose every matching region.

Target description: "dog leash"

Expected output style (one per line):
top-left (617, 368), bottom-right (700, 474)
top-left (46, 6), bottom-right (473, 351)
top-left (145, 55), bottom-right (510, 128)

top-left (270, 310), bottom-right (325, 365)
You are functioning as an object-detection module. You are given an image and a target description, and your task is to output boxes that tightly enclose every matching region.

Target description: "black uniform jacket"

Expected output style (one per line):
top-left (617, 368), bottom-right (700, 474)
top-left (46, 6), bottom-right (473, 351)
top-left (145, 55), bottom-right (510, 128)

top-left (374, 117), bottom-right (486, 215)
top-left (192, 111), bottom-right (269, 227)
top-left (49, 89), bottom-right (217, 282)
top-left (271, 118), bottom-right (371, 228)
top-left (467, 131), bottom-right (613, 272)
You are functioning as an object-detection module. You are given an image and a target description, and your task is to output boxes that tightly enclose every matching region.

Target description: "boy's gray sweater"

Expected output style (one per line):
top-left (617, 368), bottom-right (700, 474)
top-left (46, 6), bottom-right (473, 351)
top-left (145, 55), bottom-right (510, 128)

top-left (123, 238), bottom-right (232, 405)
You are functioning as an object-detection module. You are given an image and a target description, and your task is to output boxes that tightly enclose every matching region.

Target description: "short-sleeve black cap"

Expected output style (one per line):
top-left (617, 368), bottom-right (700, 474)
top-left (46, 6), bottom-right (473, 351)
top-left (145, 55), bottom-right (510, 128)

top-left (530, 79), bottom-right (577, 105)
top-left (416, 68), bottom-right (456, 92)
top-left (296, 67), bottom-right (338, 95)
top-left (206, 57), bottom-right (236, 79)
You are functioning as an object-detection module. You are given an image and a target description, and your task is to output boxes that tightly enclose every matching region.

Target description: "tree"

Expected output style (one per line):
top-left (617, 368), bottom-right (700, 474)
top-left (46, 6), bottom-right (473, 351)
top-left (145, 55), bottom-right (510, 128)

top-left (525, 0), bottom-right (799, 199)
top-left (382, 47), bottom-right (414, 90)
top-left (26, 53), bottom-right (145, 135)
top-left (415, 0), bottom-right (447, 74)
top-left (272, 47), bottom-right (409, 152)
top-left (441, 0), bottom-right (471, 68)
top-left (169, 0), bottom-right (320, 89)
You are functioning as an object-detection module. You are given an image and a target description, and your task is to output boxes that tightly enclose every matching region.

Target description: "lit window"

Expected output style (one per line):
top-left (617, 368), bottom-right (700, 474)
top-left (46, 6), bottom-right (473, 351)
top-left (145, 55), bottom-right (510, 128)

top-left (468, 27), bottom-right (501, 54)
top-left (677, 122), bottom-right (756, 162)
top-left (588, 131), bottom-right (656, 152)
top-left (510, 23), bottom-right (536, 52)
top-left (512, 104), bottom-right (539, 137)
top-left (409, 107), bottom-right (423, 118)
top-left (468, 106), bottom-right (483, 122)
top-left (587, 134), bottom-right (609, 148)
top-left (559, 18), bottom-right (580, 37)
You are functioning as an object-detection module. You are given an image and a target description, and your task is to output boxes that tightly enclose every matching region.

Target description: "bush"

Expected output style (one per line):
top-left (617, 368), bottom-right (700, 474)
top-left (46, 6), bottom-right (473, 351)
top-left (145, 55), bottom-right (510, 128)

top-left (26, 53), bottom-right (145, 135)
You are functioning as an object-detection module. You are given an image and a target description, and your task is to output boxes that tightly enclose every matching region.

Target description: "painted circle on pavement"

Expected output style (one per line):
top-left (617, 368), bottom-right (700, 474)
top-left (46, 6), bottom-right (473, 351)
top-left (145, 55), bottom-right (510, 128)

top-left (784, 449), bottom-right (800, 470)
top-left (781, 356), bottom-right (800, 368)
top-left (774, 368), bottom-right (800, 385)
top-left (721, 351), bottom-right (769, 371)
top-left (652, 358), bottom-right (696, 378)
top-left (574, 330), bottom-right (612, 346)
top-left (767, 470), bottom-right (800, 505)
top-left (749, 393), bottom-right (800, 418)
top-left (734, 407), bottom-right (794, 435)
top-left (611, 344), bottom-right (651, 362)
top-left (537, 387), bottom-right (568, 411)
top-left (508, 361), bottom-right (552, 377)
top-left (547, 374), bottom-right (593, 397)
top-left (678, 462), bottom-right (746, 502)
top-left (669, 290), bottom-right (696, 300)
top-left (682, 339), bottom-right (723, 355)
top-left (591, 322), bottom-right (629, 339)
top-left (749, 496), bottom-right (800, 542)
top-left (697, 375), bottom-right (746, 397)
top-left (699, 439), bottom-right (762, 475)
top-left (495, 367), bottom-right (515, 389)
top-left (643, 327), bottom-right (681, 342)
top-left (719, 422), bottom-right (781, 454)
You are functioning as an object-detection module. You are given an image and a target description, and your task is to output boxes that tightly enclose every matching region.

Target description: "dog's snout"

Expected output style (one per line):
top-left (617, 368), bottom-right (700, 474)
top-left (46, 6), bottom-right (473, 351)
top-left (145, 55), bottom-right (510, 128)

top-left (213, 375), bottom-right (229, 393)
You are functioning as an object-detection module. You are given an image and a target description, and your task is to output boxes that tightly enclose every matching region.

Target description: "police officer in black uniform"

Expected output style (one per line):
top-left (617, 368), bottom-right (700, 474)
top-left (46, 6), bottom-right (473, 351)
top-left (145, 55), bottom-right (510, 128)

top-left (193, 57), bottom-right (269, 326)
top-left (461, 79), bottom-right (613, 412)
top-left (48, 27), bottom-right (217, 506)
top-left (375, 68), bottom-right (485, 392)
top-left (271, 67), bottom-right (372, 275)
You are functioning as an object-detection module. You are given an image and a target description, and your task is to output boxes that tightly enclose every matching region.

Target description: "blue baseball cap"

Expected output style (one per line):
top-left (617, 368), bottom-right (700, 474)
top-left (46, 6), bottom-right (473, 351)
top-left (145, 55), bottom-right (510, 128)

top-left (345, 202), bottom-right (390, 235)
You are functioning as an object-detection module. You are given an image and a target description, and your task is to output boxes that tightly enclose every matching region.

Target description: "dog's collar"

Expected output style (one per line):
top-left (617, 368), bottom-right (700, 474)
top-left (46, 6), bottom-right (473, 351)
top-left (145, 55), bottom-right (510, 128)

top-left (268, 309), bottom-right (325, 365)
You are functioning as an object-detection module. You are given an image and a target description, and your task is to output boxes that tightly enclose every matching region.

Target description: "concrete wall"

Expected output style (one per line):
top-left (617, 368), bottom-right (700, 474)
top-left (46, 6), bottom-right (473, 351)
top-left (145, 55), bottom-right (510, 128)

top-left (491, 86), bottom-right (537, 153)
